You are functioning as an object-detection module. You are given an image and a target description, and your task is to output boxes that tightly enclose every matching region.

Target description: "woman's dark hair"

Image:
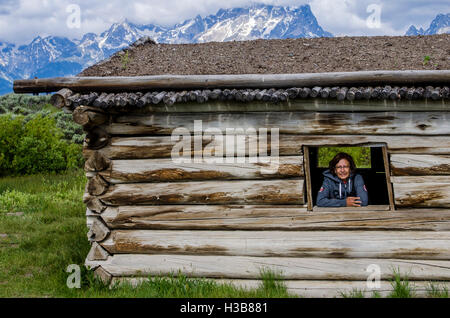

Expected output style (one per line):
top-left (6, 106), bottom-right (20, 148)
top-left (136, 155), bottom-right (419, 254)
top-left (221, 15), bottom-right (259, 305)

top-left (328, 152), bottom-right (357, 176)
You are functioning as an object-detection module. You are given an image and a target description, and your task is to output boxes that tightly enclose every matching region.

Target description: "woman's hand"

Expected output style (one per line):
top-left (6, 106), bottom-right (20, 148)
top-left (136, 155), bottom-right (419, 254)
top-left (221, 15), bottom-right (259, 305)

top-left (346, 197), bottom-right (362, 207)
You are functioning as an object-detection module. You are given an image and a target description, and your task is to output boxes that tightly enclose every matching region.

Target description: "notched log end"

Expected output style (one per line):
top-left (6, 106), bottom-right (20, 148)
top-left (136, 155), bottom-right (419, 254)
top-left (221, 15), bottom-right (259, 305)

top-left (87, 242), bottom-right (111, 261)
top-left (85, 151), bottom-right (111, 172)
top-left (87, 218), bottom-right (111, 242)
top-left (87, 174), bottom-right (110, 196)
top-left (50, 88), bottom-right (73, 109)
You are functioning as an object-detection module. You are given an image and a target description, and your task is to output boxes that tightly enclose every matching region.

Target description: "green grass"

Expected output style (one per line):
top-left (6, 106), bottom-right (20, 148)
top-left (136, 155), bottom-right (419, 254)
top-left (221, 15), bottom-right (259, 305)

top-left (0, 170), bottom-right (297, 298)
top-left (317, 146), bottom-right (371, 168)
top-left (0, 170), bottom-right (448, 298)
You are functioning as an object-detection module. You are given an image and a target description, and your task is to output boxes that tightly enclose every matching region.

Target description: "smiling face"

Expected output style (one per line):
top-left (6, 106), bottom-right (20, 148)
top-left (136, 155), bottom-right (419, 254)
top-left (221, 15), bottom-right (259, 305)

top-left (334, 158), bottom-right (351, 181)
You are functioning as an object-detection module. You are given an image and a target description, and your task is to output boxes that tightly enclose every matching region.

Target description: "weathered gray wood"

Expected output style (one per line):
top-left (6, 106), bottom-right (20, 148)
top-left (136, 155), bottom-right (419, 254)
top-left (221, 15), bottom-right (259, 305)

top-left (87, 218), bottom-right (110, 242)
top-left (393, 176), bottom-right (450, 207)
top-left (391, 176), bottom-right (450, 183)
top-left (87, 174), bottom-right (109, 196)
top-left (390, 154), bottom-right (450, 175)
top-left (84, 127), bottom-right (110, 150)
top-left (99, 179), bottom-right (304, 205)
top-left (106, 112), bottom-right (450, 136)
top-left (93, 266), bottom-right (112, 285)
top-left (382, 146), bottom-right (395, 211)
top-left (84, 254), bottom-right (450, 280)
top-left (87, 242), bottom-right (111, 261)
top-left (100, 230), bottom-right (450, 260)
top-left (303, 146), bottom-right (313, 211)
top-left (83, 192), bottom-right (107, 214)
top-left (50, 88), bottom-right (74, 108)
top-left (73, 106), bottom-right (108, 128)
top-left (16, 71), bottom-right (450, 93)
top-left (84, 151), bottom-right (111, 172)
top-left (100, 206), bottom-right (450, 231)
top-left (99, 156), bottom-right (303, 183)
top-left (70, 98), bottom-right (450, 113)
top-left (83, 135), bottom-right (450, 160)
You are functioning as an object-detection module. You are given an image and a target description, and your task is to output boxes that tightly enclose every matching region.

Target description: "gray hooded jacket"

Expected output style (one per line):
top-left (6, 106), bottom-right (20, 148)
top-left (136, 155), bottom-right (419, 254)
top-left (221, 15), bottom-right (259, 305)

top-left (316, 170), bottom-right (369, 207)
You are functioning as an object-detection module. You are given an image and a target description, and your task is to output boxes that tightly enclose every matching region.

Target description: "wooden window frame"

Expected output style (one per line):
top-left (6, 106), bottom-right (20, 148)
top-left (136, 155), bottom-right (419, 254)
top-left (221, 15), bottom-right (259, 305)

top-left (303, 144), bottom-right (395, 212)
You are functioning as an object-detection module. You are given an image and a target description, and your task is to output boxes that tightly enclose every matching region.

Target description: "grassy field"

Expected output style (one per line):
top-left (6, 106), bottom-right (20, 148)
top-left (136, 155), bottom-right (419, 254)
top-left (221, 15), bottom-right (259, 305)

top-left (0, 169), bottom-right (448, 298)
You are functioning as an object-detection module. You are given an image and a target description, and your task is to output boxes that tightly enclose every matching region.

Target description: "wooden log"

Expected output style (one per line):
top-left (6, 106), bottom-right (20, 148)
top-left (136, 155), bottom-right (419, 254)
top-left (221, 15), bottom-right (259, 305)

top-left (87, 218), bottom-right (110, 242)
top-left (93, 266), bottom-right (112, 285)
top-left (371, 86), bottom-right (381, 99)
top-left (14, 71), bottom-right (450, 93)
top-left (107, 112), bottom-right (450, 136)
top-left (87, 174), bottom-right (109, 196)
top-left (99, 156), bottom-right (304, 183)
top-left (337, 87), bottom-right (348, 101)
top-left (83, 192), bottom-right (107, 214)
top-left (102, 93), bottom-right (115, 109)
top-left (83, 134), bottom-right (450, 160)
top-left (362, 87), bottom-right (372, 100)
top-left (151, 91), bottom-right (166, 104)
top-left (100, 206), bottom-right (450, 231)
top-left (50, 88), bottom-right (73, 108)
top-left (87, 242), bottom-right (111, 261)
top-left (286, 87), bottom-right (300, 99)
top-left (84, 127), bottom-right (110, 150)
top-left (72, 106), bottom-right (108, 128)
top-left (389, 87), bottom-right (400, 100)
top-left (85, 254), bottom-right (450, 280)
top-left (100, 230), bottom-right (450, 260)
top-left (398, 86), bottom-right (408, 98)
top-left (393, 176), bottom-right (450, 207)
top-left (431, 87), bottom-right (441, 101)
top-left (320, 87), bottom-right (331, 98)
top-left (381, 86), bottom-right (392, 99)
top-left (354, 87), bottom-right (363, 100)
top-left (310, 86), bottom-right (322, 98)
top-left (425, 86), bottom-right (434, 99)
top-left (299, 87), bottom-right (311, 98)
top-left (98, 179), bottom-right (305, 205)
top-left (390, 154), bottom-right (450, 176)
top-left (84, 151), bottom-right (111, 172)
top-left (346, 87), bottom-right (357, 101)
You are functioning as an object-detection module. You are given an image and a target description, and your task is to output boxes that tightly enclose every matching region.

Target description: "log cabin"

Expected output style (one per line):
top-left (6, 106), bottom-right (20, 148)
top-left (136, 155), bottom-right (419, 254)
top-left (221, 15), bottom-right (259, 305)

top-left (14, 69), bottom-right (450, 297)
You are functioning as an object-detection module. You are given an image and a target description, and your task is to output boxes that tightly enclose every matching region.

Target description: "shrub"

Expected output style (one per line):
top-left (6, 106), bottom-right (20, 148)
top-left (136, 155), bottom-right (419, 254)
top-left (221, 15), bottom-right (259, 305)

top-left (0, 113), bottom-right (84, 176)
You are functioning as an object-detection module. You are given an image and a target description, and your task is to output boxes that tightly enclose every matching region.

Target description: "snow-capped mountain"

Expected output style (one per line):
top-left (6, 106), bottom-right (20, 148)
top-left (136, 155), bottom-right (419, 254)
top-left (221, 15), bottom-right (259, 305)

top-left (406, 13), bottom-right (450, 35)
top-left (0, 4), bottom-right (333, 94)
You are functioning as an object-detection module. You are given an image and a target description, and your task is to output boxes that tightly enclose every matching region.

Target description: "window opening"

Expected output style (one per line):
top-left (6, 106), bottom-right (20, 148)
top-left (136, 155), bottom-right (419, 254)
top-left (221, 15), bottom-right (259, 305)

top-left (304, 145), bottom-right (394, 211)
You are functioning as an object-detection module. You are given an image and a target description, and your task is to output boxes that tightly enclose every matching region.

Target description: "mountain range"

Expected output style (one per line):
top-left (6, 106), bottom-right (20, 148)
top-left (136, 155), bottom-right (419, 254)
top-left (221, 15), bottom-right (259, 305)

top-left (406, 13), bottom-right (450, 36)
top-left (0, 4), bottom-right (448, 95)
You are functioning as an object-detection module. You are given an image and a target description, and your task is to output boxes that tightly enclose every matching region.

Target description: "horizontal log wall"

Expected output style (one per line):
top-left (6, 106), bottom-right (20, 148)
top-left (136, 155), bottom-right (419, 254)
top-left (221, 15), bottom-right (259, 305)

top-left (85, 254), bottom-right (450, 281)
top-left (83, 134), bottom-right (450, 161)
top-left (109, 99), bottom-right (450, 113)
top-left (390, 154), bottom-right (450, 175)
top-left (97, 179), bottom-right (305, 205)
top-left (98, 156), bottom-right (303, 183)
top-left (107, 112), bottom-right (450, 136)
top-left (72, 95), bottom-right (450, 287)
top-left (99, 229), bottom-right (450, 260)
top-left (99, 206), bottom-right (450, 231)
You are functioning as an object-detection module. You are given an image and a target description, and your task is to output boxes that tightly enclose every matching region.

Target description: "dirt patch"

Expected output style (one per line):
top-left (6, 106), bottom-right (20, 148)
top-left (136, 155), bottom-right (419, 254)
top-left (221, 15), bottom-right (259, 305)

top-left (79, 34), bottom-right (450, 77)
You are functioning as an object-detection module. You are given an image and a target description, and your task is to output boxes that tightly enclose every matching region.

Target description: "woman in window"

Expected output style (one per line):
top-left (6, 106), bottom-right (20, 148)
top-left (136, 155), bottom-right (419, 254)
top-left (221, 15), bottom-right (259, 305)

top-left (316, 152), bottom-right (369, 207)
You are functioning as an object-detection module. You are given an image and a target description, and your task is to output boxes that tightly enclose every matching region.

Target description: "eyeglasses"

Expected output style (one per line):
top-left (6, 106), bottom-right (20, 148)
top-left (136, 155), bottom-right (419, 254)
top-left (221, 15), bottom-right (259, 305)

top-left (335, 165), bottom-right (350, 170)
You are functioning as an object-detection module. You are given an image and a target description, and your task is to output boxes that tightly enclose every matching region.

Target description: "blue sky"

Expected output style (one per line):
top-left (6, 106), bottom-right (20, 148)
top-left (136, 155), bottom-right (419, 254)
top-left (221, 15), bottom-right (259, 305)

top-left (0, 0), bottom-right (449, 44)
